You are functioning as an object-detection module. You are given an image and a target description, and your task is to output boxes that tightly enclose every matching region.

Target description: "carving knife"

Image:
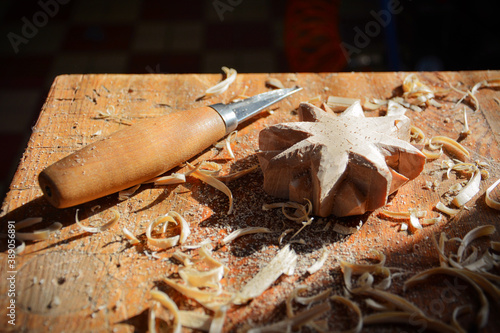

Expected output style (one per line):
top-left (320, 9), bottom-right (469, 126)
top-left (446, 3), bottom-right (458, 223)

top-left (38, 86), bottom-right (302, 208)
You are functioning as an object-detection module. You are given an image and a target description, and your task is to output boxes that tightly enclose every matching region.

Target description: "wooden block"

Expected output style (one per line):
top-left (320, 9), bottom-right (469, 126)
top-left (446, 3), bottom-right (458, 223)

top-left (1, 72), bottom-right (499, 332)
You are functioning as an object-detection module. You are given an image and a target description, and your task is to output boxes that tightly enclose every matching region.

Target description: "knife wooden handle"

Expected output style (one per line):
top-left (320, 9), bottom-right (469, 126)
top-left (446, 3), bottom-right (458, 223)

top-left (38, 106), bottom-right (227, 208)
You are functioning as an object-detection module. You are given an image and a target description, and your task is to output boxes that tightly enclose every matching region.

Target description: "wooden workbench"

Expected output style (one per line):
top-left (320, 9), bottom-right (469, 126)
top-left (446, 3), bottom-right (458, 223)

top-left (1, 71), bottom-right (499, 332)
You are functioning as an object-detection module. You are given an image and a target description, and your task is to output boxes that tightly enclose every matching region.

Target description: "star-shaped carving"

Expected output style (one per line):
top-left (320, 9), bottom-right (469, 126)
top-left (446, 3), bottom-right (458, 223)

top-left (258, 102), bottom-right (426, 217)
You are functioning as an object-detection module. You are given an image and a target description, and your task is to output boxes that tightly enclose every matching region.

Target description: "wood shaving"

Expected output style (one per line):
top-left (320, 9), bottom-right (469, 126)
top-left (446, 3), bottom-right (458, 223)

top-left (202, 67), bottom-right (237, 99)
top-left (163, 278), bottom-right (233, 312)
top-left (222, 227), bottom-right (271, 245)
top-left (485, 178), bottom-right (500, 210)
top-left (214, 130), bottom-right (238, 159)
top-left (234, 244), bottom-right (297, 305)
top-left (146, 211), bottom-right (190, 249)
top-left (75, 209), bottom-right (119, 233)
top-left (187, 162), bottom-right (234, 215)
top-left (330, 295), bottom-right (363, 333)
top-left (209, 305), bottom-right (228, 333)
top-left (150, 289), bottom-right (182, 333)
top-left (178, 310), bottom-right (212, 331)
top-left (452, 170), bottom-right (481, 207)
top-left (265, 77), bottom-right (285, 89)
top-left (306, 247), bottom-right (329, 274)
top-left (122, 227), bottom-right (140, 245)
top-left (456, 225), bottom-right (496, 262)
top-left (429, 136), bottom-right (470, 162)
top-left (404, 267), bottom-right (490, 328)
top-left (148, 173), bottom-right (186, 186)
top-left (118, 184), bottom-right (140, 200)
top-left (435, 201), bottom-right (460, 216)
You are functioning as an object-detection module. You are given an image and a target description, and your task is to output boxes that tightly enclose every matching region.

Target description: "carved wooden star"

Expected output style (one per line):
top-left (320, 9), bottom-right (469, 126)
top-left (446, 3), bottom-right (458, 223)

top-left (258, 102), bottom-right (426, 217)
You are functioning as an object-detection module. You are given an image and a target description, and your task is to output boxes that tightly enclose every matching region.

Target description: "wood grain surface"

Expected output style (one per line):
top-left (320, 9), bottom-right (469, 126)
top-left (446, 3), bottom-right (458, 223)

top-left (1, 71), bottom-right (499, 332)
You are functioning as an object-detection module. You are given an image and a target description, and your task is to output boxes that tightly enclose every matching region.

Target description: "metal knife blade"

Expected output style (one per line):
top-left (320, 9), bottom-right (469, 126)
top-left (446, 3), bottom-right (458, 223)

top-left (210, 86), bottom-right (303, 134)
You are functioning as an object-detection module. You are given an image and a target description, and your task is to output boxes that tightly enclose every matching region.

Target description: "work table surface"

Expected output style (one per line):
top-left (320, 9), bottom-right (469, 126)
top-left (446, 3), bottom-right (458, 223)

top-left (1, 71), bottom-right (499, 332)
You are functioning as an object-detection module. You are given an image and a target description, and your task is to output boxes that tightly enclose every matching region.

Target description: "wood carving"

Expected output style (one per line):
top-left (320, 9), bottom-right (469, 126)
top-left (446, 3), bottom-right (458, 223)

top-left (258, 102), bottom-right (426, 217)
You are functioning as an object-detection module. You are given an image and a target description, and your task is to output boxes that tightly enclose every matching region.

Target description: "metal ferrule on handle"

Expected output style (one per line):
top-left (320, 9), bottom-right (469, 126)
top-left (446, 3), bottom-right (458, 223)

top-left (210, 103), bottom-right (238, 134)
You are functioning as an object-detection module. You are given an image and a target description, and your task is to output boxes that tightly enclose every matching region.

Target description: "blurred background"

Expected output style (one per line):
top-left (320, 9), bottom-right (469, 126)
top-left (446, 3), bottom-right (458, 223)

top-left (0, 0), bottom-right (498, 202)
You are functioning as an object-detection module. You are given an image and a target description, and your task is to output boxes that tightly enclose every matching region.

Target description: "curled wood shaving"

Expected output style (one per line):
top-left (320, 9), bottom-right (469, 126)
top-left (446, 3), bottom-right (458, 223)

top-left (379, 209), bottom-right (427, 220)
top-left (460, 108), bottom-right (471, 137)
top-left (14, 241), bottom-right (25, 255)
top-left (181, 239), bottom-right (212, 250)
top-left (485, 178), bottom-right (500, 210)
top-left (148, 302), bottom-right (158, 333)
top-left (452, 170), bottom-right (481, 208)
top-left (215, 130), bottom-right (238, 159)
top-left (364, 298), bottom-right (394, 312)
top-left (222, 227), bottom-right (271, 245)
top-left (363, 311), bottom-right (457, 333)
top-left (435, 201), bottom-right (460, 216)
top-left (353, 287), bottom-right (425, 318)
top-left (341, 251), bottom-right (389, 292)
top-left (278, 228), bottom-right (294, 245)
top-left (15, 217), bottom-right (43, 229)
top-left (188, 163), bottom-right (234, 215)
top-left (122, 227), bottom-right (140, 245)
top-left (215, 165), bottom-right (259, 183)
top-left (209, 305), bottom-right (228, 333)
top-left (202, 66), bottom-right (237, 99)
top-left (286, 285), bottom-right (308, 317)
top-left (421, 215), bottom-right (442, 226)
top-left (386, 100), bottom-right (407, 117)
top-left (199, 245), bottom-right (230, 273)
top-left (150, 289), bottom-right (182, 333)
top-left (178, 310), bottom-right (212, 331)
top-left (75, 209), bottom-right (120, 233)
top-left (163, 278), bottom-right (233, 311)
top-left (118, 184), bottom-right (140, 200)
top-left (171, 251), bottom-right (194, 267)
top-left (263, 200), bottom-right (312, 222)
top-left (326, 96), bottom-right (361, 112)
top-left (456, 225), bottom-right (496, 262)
top-left (429, 136), bottom-right (470, 162)
top-left (265, 77), bottom-right (285, 89)
top-left (330, 295), bottom-right (363, 333)
top-left (404, 267), bottom-right (490, 328)
top-left (307, 247), bottom-right (329, 275)
top-left (230, 85), bottom-right (250, 103)
top-left (402, 74), bottom-right (437, 107)
top-left (408, 212), bottom-right (422, 234)
top-left (332, 222), bottom-right (362, 235)
top-left (447, 162), bottom-right (477, 179)
top-left (409, 125), bottom-right (425, 144)
top-left (0, 217), bottom-right (61, 244)
top-left (179, 266), bottom-right (224, 290)
top-left (421, 147), bottom-right (443, 160)
top-left (451, 305), bottom-right (472, 333)
top-left (149, 173), bottom-right (186, 185)
top-left (146, 211), bottom-right (190, 249)
top-left (295, 288), bottom-right (332, 306)
top-left (234, 244), bottom-right (297, 304)
top-left (451, 78), bottom-right (500, 112)
top-left (15, 222), bottom-right (62, 241)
